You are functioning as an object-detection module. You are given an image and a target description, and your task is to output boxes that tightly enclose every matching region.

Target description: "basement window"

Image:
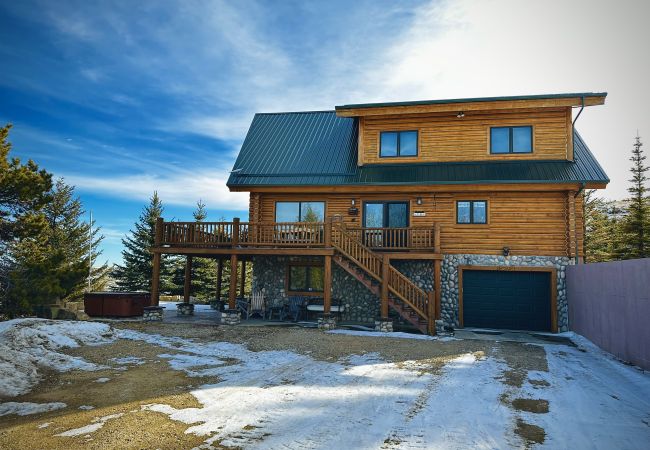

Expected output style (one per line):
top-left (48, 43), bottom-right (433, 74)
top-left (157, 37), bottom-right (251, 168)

top-left (380, 131), bottom-right (418, 157)
top-left (490, 126), bottom-right (533, 153)
top-left (457, 201), bottom-right (487, 224)
top-left (288, 264), bottom-right (324, 293)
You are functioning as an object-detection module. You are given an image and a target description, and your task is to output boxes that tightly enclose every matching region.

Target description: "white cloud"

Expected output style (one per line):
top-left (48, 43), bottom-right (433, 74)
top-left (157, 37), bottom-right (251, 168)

top-left (64, 169), bottom-right (248, 211)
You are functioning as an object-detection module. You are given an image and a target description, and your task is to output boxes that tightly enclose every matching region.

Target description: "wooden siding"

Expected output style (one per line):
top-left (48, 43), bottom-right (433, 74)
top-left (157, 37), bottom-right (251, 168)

top-left (360, 107), bottom-right (571, 164)
top-left (253, 190), bottom-right (584, 257)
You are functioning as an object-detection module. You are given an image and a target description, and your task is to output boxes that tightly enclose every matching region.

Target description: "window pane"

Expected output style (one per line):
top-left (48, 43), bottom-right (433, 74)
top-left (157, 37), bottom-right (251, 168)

top-left (472, 201), bottom-right (487, 224)
top-left (364, 203), bottom-right (384, 228)
top-left (512, 126), bottom-right (532, 153)
top-left (276, 202), bottom-right (300, 222)
top-left (300, 202), bottom-right (324, 222)
top-left (308, 266), bottom-right (324, 291)
top-left (490, 127), bottom-right (510, 153)
top-left (457, 201), bottom-right (471, 223)
top-left (380, 132), bottom-right (398, 157)
top-left (399, 131), bottom-right (418, 156)
top-left (387, 203), bottom-right (408, 227)
top-left (289, 266), bottom-right (307, 291)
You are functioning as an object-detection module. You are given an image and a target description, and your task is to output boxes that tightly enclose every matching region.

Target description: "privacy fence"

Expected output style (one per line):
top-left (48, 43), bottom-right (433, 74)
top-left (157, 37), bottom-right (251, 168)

top-left (567, 258), bottom-right (650, 370)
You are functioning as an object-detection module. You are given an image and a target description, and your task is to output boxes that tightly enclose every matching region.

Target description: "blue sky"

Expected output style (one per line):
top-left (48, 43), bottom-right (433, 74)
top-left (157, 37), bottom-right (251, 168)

top-left (1, 0), bottom-right (649, 266)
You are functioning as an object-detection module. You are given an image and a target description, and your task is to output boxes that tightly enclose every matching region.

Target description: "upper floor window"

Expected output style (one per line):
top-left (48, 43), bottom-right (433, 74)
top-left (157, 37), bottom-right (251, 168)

top-left (490, 126), bottom-right (533, 154)
top-left (275, 201), bottom-right (325, 222)
top-left (457, 200), bottom-right (487, 224)
top-left (380, 131), bottom-right (418, 157)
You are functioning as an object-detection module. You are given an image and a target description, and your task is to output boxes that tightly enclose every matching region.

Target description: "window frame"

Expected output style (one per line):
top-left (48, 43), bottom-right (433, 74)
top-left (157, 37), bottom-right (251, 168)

top-left (286, 263), bottom-right (324, 295)
top-left (274, 201), bottom-right (326, 222)
top-left (379, 130), bottom-right (419, 158)
top-left (456, 200), bottom-right (488, 225)
top-left (489, 126), bottom-right (533, 154)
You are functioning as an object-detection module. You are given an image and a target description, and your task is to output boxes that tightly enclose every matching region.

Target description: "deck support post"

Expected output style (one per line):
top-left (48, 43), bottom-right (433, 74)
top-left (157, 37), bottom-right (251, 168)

top-left (216, 258), bottom-right (223, 301)
top-left (151, 252), bottom-right (161, 306)
top-left (434, 223), bottom-right (442, 321)
top-left (184, 255), bottom-right (192, 303)
top-left (150, 217), bottom-right (163, 306)
top-left (323, 255), bottom-right (332, 314)
top-left (380, 253), bottom-right (389, 319)
top-left (239, 260), bottom-right (247, 298)
top-left (228, 254), bottom-right (238, 310)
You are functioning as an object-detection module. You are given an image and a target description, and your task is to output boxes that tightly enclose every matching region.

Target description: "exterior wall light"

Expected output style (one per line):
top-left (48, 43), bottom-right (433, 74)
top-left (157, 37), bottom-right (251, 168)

top-left (457, 111), bottom-right (465, 118)
top-left (503, 246), bottom-right (510, 257)
top-left (416, 197), bottom-right (423, 205)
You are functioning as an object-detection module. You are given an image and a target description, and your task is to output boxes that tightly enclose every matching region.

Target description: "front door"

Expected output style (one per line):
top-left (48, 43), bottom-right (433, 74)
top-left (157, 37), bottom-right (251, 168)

top-left (363, 202), bottom-right (409, 248)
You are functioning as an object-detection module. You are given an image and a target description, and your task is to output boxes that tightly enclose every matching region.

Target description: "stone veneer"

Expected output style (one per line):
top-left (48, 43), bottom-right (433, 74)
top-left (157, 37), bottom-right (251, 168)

top-left (143, 306), bottom-right (164, 322)
top-left (441, 254), bottom-right (572, 332)
top-left (251, 254), bottom-right (571, 332)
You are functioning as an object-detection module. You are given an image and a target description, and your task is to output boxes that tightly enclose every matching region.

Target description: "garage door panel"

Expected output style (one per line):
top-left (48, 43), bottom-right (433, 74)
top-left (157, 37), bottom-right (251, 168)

top-left (462, 269), bottom-right (551, 331)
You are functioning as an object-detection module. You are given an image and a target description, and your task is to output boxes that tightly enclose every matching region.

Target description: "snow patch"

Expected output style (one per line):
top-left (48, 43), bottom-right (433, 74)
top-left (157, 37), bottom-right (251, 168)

top-left (94, 377), bottom-right (110, 383)
top-left (56, 413), bottom-right (124, 437)
top-left (79, 405), bottom-right (95, 410)
top-left (0, 401), bottom-right (67, 417)
top-left (110, 356), bottom-right (144, 365)
top-left (0, 319), bottom-right (116, 397)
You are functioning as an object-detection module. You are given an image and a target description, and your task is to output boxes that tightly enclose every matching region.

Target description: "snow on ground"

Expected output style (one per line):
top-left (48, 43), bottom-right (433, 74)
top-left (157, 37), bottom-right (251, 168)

top-left (110, 356), bottom-right (144, 365)
top-left (159, 301), bottom-right (213, 312)
top-left (55, 413), bottom-right (124, 437)
top-left (94, 377), bottom-right (110, 383)
top-left (0, 319), bottom-right (116, 397)
top-left (328, 329), bottom-right (457, 341)
top-left (0, 401), bottom-right (66, 417)
top-left (1, 319), bottom-right (649, 448)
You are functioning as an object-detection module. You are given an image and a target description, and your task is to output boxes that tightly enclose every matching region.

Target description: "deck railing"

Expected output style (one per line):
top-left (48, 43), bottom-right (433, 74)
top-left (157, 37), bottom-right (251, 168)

top-left (159, 219), bottom-right (437, 250)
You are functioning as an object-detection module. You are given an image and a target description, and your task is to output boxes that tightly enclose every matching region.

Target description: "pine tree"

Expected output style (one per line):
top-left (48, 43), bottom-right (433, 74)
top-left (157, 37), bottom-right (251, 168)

top-left (112, 192), bottom-right (175, 292)
top-left (584, 190), bottom-right (618, 262)
top-left (619, 134), bottom-right (649, 259)
top-left (44, 179), bottom-right (111, 300)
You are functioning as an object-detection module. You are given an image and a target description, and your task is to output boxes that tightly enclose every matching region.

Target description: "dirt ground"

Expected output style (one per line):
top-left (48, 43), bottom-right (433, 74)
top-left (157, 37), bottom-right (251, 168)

top-left (0, 322), bottom-right (552, 449)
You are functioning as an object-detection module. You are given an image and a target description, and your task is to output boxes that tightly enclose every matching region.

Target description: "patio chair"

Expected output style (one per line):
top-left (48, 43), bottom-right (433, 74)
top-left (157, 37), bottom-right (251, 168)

top-left (248, 290), bottom-right (265, 319)
top-left (287, 296), bottom-right (307, 322)
top-left (236, 297), bottom-right (249, 318)
top-left (266, 296), bottom-right (287, 321)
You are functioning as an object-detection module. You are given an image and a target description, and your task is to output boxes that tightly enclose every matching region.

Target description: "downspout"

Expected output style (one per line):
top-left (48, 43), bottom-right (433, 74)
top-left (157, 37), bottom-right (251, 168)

top-left (574, 182), bottom-right (586, 264)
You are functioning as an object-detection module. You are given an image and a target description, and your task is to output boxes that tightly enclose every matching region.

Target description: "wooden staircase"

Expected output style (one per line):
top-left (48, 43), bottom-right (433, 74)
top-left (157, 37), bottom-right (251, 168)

top-left (331, 222), bottom-right (437, 334)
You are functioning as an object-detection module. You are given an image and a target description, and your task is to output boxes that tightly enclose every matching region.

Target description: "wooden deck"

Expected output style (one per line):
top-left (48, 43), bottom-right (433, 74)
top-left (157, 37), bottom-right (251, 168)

top-left (150, 218), bottom-right (443, 334)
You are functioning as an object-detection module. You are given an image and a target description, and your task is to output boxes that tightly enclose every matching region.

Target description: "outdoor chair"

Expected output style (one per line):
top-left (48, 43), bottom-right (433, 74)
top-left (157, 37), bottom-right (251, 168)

top-left (266, 296), bottom-right (287, 321)
top-left (287, 296), bottom-right (307, 322)
top-left (247, 290), bottom-right (265, 319)
top-left (236, 297), bottom-right (249, 318)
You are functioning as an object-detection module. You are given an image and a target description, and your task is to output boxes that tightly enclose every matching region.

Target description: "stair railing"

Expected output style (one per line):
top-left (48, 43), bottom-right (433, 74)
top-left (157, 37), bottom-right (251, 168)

top-left (331, 221), bottom-right (430, 322)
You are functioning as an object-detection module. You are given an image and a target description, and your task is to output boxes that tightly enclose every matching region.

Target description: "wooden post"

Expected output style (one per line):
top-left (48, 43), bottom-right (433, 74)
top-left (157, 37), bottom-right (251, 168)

top-left (216, 258), bottom-right (223, 300)
top-left (232, 217), bottom-right (240, 247)
top-left (151, 253), bottom-right (161, 306)
top-left (324, 217), bottom-right (332, 247)
top-left (323, 255), bottom-right (332, 315)
top-left (239, 260), bottom-right (247, 297)
top-left (184, 255), bottom-right (192, 303)
top-left (228, 254), bottom-right (238, 310)
top-left (434, 223), bottom-right (442, 321)
top-left (380, 254), bottom-right (389, 319)
top-left (427, 291), bottom-right (436, 335)
top-left (150, 217), bottom-right (163, 306)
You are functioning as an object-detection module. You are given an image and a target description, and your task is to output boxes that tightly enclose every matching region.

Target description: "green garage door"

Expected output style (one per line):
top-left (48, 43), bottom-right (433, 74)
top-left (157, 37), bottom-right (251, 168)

top-left (462, 270), bottom-right (551, 331)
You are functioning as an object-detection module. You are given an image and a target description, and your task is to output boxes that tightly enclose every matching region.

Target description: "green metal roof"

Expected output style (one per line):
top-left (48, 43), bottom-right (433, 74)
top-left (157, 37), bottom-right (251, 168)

top-left (226, 111), bottom-right (609, 188)
top-left (336, 92), bottom-right (607, 111)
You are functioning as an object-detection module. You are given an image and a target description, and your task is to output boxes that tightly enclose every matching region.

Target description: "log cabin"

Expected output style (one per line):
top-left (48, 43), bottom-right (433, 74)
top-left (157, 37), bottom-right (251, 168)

top-left (150, 92), bottom-right (609, 334)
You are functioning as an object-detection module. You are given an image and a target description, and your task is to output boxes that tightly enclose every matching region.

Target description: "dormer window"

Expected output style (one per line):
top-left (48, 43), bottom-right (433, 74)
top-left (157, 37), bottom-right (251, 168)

top-left (490, 126), bottom-right (533, 154)
top-left (380, 131), bottom-right (418, 157)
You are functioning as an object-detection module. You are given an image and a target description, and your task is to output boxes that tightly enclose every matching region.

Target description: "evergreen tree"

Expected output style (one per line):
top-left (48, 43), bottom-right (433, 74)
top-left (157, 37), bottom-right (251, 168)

top-left (44, 179), bottom-right (111, 300)
top-left (0, 124), bottom-right (53, 242)
top-left (112, 192), bottom-right (175, 292)
top-left (619, 134), bottom-right (649, 259)
top-left (584, 190), bottom-right (618, 262)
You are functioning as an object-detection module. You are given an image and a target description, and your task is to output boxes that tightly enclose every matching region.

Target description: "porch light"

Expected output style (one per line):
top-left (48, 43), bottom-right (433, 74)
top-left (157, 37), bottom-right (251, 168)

top-left (351, 199), bottom-right (355, 206)
top-left (416, 197), bottom-right (423, 205)
top-left (457, 111), bottom-right (465, 118)
top-left (503, 246), bottom-right (510, 257)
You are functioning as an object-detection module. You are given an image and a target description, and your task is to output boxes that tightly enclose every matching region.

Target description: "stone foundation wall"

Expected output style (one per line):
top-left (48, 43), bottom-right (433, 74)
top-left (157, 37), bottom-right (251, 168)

top-left (441, 254), bottom-right (571, 332)
top-left (252, 254), bottom-right (571, 332)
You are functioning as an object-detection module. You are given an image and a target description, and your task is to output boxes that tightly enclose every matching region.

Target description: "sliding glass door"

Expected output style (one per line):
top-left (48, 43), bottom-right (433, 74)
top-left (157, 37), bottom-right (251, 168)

top-left (363, 202), bottom-right (409, 248)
